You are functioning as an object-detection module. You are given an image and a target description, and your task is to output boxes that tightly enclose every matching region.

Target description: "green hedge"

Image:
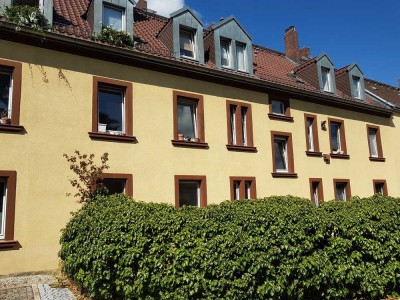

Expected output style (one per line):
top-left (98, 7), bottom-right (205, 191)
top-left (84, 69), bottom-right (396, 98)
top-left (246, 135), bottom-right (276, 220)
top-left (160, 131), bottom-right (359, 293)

top-left (59, 195), bottom-right (400, 299)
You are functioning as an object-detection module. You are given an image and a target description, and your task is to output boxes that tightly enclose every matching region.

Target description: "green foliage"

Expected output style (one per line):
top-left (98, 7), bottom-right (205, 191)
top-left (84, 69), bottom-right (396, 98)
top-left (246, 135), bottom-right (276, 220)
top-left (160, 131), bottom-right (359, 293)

top-left (59, 195), bottom-right (400, 299)
top-left (2, 5), bottom-right (50, 31)
top-left (93, 26), bottom-right (134, 48)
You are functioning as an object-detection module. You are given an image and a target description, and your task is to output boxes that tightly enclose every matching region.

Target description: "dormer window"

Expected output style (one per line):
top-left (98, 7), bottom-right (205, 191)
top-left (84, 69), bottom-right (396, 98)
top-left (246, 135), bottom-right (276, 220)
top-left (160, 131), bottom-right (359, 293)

top-left (103, 4), bottom-right (124, 31)
top-left (321, 67), bottom-right (332, 92)
top-left (220, 39), bottom-right (231, 68)
top-left (179, 29), bottom-right (196, 59)
top-left (236, 43), bottom-right (247, 72)
top-left (352, 76), bottom-right (361, 99)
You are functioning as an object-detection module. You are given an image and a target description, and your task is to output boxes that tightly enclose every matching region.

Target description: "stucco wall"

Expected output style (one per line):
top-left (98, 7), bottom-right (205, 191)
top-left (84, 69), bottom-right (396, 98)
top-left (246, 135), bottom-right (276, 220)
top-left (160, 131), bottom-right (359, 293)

top-left (0, 40), bottom-right (399, 274)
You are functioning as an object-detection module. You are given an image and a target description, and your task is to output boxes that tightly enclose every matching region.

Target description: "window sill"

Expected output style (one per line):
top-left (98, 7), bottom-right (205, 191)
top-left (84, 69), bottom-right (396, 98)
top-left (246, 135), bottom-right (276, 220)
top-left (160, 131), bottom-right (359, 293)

top-left (369, 157), bottom-right (385, 162)
top-left (0, 240), bottom-right (18, 249)
top-left (226, 145), bottom-right (257, 152)
top-left (0, 124), bottom-right (25, 133)
top-left (268, 113), bottom-right (294, 122)
top-left (306, 151), bottom-right (323, 157)
top-left (330, 153), bottom-right (350, 159)
top-left (88, 132), bottom-right (137, 143)
top-left (272, 172), bottom-right (298, 178)
top-left (171, 140), bottom-right (209, 149)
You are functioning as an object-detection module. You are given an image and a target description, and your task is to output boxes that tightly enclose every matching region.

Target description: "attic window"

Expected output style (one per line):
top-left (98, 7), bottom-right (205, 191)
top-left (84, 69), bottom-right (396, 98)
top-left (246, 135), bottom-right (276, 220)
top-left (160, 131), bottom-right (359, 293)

top-left (220, 39), bottom-right (232, 68)
top-left (180, 29), bottom-right (196, 59)
top-left (12, 0), bottom-right (39, 6)
top-left (321, 67), bottom-right (332, 92)
top-left (236, 43), bottom-right (247, 72)
top-left (103, 4), bottom-right (125, 31)
top-left (352, 76), bottom-right (361, 99)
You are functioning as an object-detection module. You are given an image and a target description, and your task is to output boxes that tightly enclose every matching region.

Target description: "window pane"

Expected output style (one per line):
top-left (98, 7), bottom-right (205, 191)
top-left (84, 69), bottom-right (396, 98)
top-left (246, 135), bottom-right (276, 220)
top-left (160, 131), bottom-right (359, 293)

top-left (230, 105), bottom-right (236, 145)
top-left (322, 68), bottom-right (331, 92)
top-left (101, 179), bottom-right (125, 195)
top-left (271, 101), bottom-right (285, 115)
top-left (353, 77), bottom-right (361, 98)
top-left (236, 43), bottom-right (246, 71)
top-left (336, 183), bottom-right (346, 201)
top-left (179, 181), bottom-right (199, 207)
top-left (233, 181), bottom-right (240, 200)
top-left (221, 40), bottom-right (230, 67)
top-left (330, 123), bottom-right (341, 152)
top-left (312, 182), bottom-right (319, 206)
top-left (274, 138), bottom-right (288, 171)
top-left (103, 5), bottom-right (123, 31)
top-left (241, 107), bottom-right (247, 146)
top-left (180, 30), bottom-right (195, 58)
top-left (375, 183), bottom-right (384, 195)
top-left (0, 70), bottom-right (12, 118)
top-left (98, 88), bottom-right (124, 132)
top-left (307, 118), bottom-right (314, 151)
top-left (245, 181), bottom-right (251, 199)
top-left (0, 179), bottom-right (6, 239)
top-left (178, 99), bottom-right (197, 139)
top-left (13, 0), bottom-right (39, 6)
top-left (368, 128), bottom-right (378, 157)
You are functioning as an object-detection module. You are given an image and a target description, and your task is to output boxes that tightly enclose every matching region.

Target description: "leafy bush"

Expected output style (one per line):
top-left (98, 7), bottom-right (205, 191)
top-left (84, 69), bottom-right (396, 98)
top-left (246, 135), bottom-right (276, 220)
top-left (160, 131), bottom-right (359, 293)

top-left (59, 195), bottom-right (400, 299)
top-left (93, 26), bottom-right (134, 48)
top-left (2, 5), bottom-right (50, 31)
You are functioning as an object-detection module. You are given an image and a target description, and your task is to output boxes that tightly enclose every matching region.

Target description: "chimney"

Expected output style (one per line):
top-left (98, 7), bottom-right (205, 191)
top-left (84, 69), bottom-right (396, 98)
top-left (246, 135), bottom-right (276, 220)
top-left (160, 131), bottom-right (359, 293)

top-left (284, 26), bottom-right (300, 62)
top-left (136, 0), bottom-right (147, 10)
top-left (299, 47), bottom-right (310, 59)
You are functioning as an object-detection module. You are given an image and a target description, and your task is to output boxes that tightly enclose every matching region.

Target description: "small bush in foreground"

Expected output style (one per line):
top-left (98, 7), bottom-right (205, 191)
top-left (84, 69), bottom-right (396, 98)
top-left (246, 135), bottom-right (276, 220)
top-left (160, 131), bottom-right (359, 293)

top-left (59, 195), bottom-right (400, 299)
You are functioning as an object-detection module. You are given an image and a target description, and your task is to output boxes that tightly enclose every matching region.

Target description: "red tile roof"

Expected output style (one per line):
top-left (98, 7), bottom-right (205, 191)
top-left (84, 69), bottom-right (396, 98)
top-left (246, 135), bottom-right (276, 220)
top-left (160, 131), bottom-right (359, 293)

top-left (50, 1), bottom-right (390, 110)
top-left (365, 78), bottom-right (400, 107)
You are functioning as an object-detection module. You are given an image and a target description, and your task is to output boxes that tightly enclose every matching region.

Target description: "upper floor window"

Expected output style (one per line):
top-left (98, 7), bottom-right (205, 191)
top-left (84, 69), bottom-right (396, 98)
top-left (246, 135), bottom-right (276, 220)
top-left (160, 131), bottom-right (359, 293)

top-left (103, 4), bottom-right (124, 31)
top-left (268, 96), bottom-right (293, 122)
top-left (304, 114), bottom-right (321, 155)
top-left (180, 29), bottom-right (196, 59)
top-left (0, 68), bottom-right (13, 121)
top-left (352, 76), bottom-right (361, 99)
top-left (220, 39), bottom-right (231, 68)
top-left (226, 100), bottom-right (255, 151)
top-left (236, 43), bottom-right (246, 72)
top-left (328, 118), bottom-right (349, 159)
top-left (321, 67), bottom-right (332, 92)
top-left (90, 77), bottom-right (135, 142)
top-left (230, 177), bottom-right (256, 201)
top-left (271, 131), bottom-right (297, 178)
top-left (175, 175), bottom-right (207, 208)
top-left (271, 101), bottom-right (285, 115)
top-left (367, 125), bottom-right (384, 161)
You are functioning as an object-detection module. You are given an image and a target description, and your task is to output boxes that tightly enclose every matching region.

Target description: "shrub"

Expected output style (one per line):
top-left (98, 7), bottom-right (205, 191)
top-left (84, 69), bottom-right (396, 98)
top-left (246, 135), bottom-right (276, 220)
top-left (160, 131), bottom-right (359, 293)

top-left (2, 5), bottom-right (50, 31)
top-left (59, 195), bottom-right (400, 299)
top-left (93, 26), bottom-right (134, 48)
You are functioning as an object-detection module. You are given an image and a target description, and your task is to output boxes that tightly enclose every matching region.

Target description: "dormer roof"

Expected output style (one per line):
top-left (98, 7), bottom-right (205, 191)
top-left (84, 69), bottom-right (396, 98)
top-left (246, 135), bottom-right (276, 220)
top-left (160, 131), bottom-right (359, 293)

top-left (213, 16), bottom-right (252, 40)
top-left (170, 6), bottom-right (203, 26)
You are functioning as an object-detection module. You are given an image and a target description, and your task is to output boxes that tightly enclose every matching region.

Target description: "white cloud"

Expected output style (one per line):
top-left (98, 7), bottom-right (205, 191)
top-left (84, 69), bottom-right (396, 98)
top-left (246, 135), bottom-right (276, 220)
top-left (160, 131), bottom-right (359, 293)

top-left (147, 0), bottom-right (185, 17)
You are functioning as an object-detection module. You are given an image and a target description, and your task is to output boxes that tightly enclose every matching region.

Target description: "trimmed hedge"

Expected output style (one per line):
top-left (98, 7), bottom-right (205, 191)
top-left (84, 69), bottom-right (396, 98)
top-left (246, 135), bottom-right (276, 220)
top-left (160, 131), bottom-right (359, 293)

top-left (59, 195), bottom-right (400, 299)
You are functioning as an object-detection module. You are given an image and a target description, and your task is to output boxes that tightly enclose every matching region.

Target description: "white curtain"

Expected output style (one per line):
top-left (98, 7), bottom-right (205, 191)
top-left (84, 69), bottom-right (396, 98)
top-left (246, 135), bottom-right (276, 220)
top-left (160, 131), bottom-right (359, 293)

top-left (236, 44), bottom-right (246, 71)
top-left (369, 129), bottom-right (378, 157)
top-left (307, 118), bottom-right (314, 151)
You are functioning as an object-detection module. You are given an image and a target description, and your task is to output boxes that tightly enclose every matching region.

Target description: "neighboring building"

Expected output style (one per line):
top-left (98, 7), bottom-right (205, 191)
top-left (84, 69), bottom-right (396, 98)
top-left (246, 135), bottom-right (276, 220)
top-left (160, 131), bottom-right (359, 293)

top-left (0, 0), bottom-right (399, 274)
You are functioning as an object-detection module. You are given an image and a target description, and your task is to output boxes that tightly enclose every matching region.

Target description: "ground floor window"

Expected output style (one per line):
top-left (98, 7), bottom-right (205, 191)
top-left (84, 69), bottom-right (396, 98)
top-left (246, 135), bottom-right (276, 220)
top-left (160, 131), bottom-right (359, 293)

top-left (175, 176), bottom-right (207, 208)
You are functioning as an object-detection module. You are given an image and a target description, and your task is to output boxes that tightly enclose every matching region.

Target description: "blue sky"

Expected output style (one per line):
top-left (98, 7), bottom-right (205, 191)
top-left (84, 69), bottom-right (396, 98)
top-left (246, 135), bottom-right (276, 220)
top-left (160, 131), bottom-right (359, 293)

top-left (151, 0), bottom-right (400, 87)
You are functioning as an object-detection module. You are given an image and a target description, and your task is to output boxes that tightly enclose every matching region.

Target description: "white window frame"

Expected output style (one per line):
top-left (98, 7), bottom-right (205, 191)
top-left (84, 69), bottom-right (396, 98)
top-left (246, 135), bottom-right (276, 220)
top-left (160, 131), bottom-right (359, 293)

top-left (0, 178), bottom-right (7, 240)
top-left (271, 100), bottom-right (285, 115)
top-left (0, 68), bottom-right (13, 118)
top-left (177, 98), bottom-right (198, 140)
top-left (245, 181), bottom-right (251, 199)
top-left (236, 42), bottom-right (247, 72)
top-left (98, 85), bottom-right (126, 134)
top-left (179, 29), bottom-right (196, 60)
top-left (307, 118), bottom-right (314, 151)
top-left (353, 76), bottom-right (361, 99)
top-left (233, 181), bottom-right (240, 200)
top-left (230, 105), bottom-right (237, 145)
top-left (220, 39), bottom-right (232, 68)
top-left (321, 67), bottom-right (332, 92)
top-left (274, 137), bottom-right (288, 173)
top-left (331, 123), bottom-right (342, 154)
top-left (102, 3), bottom-right (125, 31)
top-left (241, 107), bottom-right (247, 146)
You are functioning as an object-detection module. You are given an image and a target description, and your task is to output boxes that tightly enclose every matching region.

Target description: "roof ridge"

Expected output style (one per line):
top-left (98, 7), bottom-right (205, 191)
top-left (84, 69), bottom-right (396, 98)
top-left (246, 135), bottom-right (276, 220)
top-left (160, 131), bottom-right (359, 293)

top-left (365, 78), bottom-right (399, 90)
top-left (135, 7), bottom-right (170, 22)
top-left (253, 44), bottom-right (285, 56)
top-left (293, 58), bottom-right (315, 73)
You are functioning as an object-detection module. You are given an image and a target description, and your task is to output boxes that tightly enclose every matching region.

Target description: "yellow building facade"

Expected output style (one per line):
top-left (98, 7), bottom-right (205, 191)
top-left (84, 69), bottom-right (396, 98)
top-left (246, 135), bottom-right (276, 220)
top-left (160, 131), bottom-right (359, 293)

top-left (0, 2), bottom-right (399, 275)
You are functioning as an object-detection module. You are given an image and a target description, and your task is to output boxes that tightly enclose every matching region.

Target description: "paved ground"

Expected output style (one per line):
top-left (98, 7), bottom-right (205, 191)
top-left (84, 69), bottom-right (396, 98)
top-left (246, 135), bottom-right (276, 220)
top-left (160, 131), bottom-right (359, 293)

top-left (0, 275), bottom-right (76, 300)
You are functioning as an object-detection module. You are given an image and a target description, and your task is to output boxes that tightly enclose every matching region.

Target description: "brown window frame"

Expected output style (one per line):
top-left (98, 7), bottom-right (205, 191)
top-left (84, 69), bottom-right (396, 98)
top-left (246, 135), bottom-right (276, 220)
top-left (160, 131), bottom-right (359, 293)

top-left (268, 94), bottom-right (293, 122)
top-left (89, 76), bottom-right (135, 143)
top-left (304, 114), bottom-right (322, 157)
top-left (99, 173), bottom-right (133, 197)
top-left (0, 171), bottom-right (18, 249)
top-left (309, 178), bottom-right (324, 205)
top-left (373, 179), bottom-right (388, 196)
top-left (172, 91), bottom-right (208, 148)
top-left (0, 59), bottom-right (23, 133)
top-left (271, 131), bottom-right (297, 178)
top-left (174, 175), bottom-right (207, 208)
top-left (226, 100), bottom-right (256, 152)
top-left (229, 177), bottom-right (257, 201)
top-left (333, 179), bottom-right (351, 201)
top-left (328, 118), bottom-right (349, 159)
top-left (366, 125), bottom-right (385, 162)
